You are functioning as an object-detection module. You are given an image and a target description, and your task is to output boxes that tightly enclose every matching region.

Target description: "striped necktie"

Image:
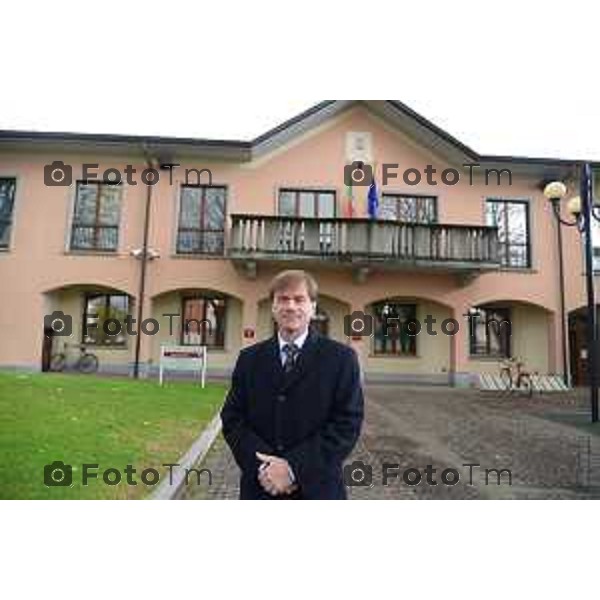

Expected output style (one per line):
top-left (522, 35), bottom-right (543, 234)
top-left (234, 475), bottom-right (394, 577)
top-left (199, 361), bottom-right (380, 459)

top-left (282, 343), bottom-right (300, 373)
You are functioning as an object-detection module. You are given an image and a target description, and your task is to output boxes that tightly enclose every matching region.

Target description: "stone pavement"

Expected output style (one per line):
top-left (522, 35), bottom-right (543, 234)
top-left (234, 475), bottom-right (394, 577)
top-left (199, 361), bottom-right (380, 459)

top-left (180, 386), bottom-right (600, 500)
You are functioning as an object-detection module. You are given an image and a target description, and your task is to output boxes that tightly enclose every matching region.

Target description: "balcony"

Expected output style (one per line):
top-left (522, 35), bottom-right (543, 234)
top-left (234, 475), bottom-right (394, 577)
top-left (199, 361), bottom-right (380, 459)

top-left (229, 214), bottom-right (501, 277)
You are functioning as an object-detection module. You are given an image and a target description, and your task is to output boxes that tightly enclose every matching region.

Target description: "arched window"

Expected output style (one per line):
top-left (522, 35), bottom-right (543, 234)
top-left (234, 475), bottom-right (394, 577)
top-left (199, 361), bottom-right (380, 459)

top-left (181, 294), bottom-right (227, 348)
top-left (372, 301), bottom-right (417, 356)
top-left (82, 293), bottom-right (130, 346)
top-left (468, 305), bottom-right (511, 357)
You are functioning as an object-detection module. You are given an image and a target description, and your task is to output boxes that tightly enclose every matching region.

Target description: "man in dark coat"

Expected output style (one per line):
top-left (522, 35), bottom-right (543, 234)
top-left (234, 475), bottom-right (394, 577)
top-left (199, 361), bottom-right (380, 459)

top-left (221, 269), bottom-right (364, 500)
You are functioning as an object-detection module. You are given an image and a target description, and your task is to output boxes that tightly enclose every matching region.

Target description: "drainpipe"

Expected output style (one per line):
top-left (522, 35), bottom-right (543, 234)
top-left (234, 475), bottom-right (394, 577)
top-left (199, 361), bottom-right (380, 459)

top-left (133, 152), bottom-right (155, 379)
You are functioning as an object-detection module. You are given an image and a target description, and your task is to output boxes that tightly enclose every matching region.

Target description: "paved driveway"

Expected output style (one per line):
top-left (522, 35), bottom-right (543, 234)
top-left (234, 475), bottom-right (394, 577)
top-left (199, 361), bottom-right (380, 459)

top-left (182, 386), bottom-right (600, 500)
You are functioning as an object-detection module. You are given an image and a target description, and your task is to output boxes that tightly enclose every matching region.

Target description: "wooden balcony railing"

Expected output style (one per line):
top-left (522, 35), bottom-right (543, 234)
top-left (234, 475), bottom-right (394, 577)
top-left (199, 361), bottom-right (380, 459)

top-left (229, 214), bottom-right (500, 270)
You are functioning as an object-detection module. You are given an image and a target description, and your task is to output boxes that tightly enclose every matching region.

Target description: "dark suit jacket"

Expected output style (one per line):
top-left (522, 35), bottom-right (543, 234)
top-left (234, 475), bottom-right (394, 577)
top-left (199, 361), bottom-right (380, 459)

top-left (220, 327), bottom-right (364, 500)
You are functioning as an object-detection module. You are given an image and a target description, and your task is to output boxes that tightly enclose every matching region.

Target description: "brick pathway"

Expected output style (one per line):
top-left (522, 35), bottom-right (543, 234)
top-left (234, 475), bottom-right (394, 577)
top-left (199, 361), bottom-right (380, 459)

top-left (181, 386), bottom-right (600, 500)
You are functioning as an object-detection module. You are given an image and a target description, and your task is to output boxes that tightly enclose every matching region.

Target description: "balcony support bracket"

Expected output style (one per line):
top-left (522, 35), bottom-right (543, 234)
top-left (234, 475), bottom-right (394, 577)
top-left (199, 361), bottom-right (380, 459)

top-left (235, 259), bottom-right (257, 280)
top-left (353, 266), bottom-right (370, 284)
top-left (456, 271), bottom-right (479, 287)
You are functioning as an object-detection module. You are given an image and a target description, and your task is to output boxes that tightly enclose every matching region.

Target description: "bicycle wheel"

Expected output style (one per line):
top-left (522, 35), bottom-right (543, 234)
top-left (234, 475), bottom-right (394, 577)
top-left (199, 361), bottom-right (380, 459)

top-left (520, 374), bottom-right (533, 397)
top-left (49, 353), bottom-right (66, 372)
top-left (78, 353), bottom-right (99, 374)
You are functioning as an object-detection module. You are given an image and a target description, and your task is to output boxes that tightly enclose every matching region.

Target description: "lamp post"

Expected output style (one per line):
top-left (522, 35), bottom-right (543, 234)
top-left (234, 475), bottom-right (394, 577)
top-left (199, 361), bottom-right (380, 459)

top-left (544, 163), bottom-right (599, 423)
top-left (546, 182), bottom-right (570, 388)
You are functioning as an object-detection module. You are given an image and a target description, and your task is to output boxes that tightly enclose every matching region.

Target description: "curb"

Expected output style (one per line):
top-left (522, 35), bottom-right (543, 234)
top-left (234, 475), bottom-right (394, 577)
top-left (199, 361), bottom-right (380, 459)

top-left (150, 412), bottom-right (222, 500)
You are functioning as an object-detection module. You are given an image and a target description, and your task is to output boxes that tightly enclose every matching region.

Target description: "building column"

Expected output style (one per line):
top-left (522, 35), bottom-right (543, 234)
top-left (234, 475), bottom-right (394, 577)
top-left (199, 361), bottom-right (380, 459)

top-left (133, 295), bottom-right (153, 377)
top-left (241, 299), bottom-right (259, 349)
top-left (345, 301), bottom-right (368, 375)
top-left (29, 291), bottom-right (51, 372)
top-left (547, 310), bottom-right (564, 378)
top-left (450, 305), bottom-right (472, 387)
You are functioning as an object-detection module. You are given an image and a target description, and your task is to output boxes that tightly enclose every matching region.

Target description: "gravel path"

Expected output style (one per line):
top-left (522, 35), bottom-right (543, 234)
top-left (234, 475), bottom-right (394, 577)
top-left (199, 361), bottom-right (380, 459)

top-left (181, 386), bottom-right (600, 500)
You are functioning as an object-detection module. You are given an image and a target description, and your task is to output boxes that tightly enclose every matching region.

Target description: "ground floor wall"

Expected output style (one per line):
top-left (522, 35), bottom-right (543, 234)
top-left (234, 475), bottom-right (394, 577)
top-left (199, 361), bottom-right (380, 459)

top-left (0, 263), bottom-right (567, 385)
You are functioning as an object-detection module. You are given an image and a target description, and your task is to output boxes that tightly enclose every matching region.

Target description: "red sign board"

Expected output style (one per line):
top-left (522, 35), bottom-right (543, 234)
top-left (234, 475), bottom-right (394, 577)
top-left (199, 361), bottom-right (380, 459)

top-left (163, 350), bottom-right (202, 359)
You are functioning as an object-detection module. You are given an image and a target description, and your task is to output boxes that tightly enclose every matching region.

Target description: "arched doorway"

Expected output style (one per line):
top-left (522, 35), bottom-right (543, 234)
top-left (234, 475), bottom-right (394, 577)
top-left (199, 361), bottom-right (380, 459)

top-left (311, 306), bottom-right (330, 337)
top-left (270, 304), bottom-right (330, 337)
top-left (258, 293), bottom-right (349, 342)
top-left (41, 283), bottom-right (133, 373)
top-left (363, 295), bottom-right (454, 383)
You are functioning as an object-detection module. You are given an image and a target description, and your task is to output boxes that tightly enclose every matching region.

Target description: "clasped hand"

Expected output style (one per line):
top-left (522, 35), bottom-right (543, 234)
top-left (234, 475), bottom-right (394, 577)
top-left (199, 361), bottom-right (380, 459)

top-left (256, 452), bottom-right (298, 497)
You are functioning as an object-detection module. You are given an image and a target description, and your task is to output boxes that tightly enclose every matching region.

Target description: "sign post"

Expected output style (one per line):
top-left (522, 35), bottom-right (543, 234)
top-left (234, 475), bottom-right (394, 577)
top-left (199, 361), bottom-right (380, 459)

top-left (159, 345), bottom-right (207, 387)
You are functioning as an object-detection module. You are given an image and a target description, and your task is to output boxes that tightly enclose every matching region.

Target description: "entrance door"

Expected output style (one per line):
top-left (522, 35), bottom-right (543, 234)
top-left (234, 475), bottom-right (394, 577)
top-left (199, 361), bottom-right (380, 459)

top-left (568, 307), bottom-right (599, 386)
top-left (271, 305), bottom-right (330, 338)
top-left (311, 308), bottom-right (330, 337)
top-left (41, 327), bottom-right (54, 372)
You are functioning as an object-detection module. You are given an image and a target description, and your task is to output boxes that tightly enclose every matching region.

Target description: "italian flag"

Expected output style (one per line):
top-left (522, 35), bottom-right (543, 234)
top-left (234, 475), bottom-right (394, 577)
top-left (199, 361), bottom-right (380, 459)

top-left (343, 182), bottom-right (356, 218)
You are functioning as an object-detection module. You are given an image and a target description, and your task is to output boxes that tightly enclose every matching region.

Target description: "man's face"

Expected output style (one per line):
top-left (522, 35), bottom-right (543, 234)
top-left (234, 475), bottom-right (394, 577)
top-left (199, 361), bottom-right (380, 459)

top-left (271, 281), bottom-right (315, 338)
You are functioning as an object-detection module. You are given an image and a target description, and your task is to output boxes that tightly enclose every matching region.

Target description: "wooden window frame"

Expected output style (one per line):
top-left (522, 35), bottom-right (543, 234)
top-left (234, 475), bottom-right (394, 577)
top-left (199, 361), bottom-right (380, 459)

top-left (70, 181), bottom-right (121, 251)
top-left (81, 293), bottom-right (130, 347)
top-left (372, 301), bottom-right (418, 357)
top-left (180, 294), bottom-right (227, 348)
top-left (468, 305), bottom-right (512, 358)
top-left (176, 185), bottom-right (227, 255)
top-left (379, 193), bottom-right (438, 223)
top-left (277, 188), bottom-right (337, 218)
top-left (0, 177), bottom-right (17, 249)
top-left (485, 199), bottom-right (531, 268)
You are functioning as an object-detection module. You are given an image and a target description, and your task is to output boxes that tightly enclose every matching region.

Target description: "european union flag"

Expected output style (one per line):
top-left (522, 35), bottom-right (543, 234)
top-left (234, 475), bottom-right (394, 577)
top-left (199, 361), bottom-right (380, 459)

top-left (367, 178), bottom-right (378, 219)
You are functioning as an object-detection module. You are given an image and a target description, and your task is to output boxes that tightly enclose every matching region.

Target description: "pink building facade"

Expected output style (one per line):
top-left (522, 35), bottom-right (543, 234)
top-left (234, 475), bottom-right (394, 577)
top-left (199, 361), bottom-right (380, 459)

top-left (0, 100), bottom-right (597, 385)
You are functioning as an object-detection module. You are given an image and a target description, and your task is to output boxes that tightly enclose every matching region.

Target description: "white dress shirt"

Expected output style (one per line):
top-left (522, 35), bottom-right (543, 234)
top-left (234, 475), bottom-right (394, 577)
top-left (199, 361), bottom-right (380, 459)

top-left (277, 327), bottom-right (309, 366)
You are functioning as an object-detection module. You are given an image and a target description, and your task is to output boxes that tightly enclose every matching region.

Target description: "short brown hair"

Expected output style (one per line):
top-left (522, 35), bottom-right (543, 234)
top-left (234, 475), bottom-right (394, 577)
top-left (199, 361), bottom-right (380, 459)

top-left (269, 269), bottom-right (318, 301)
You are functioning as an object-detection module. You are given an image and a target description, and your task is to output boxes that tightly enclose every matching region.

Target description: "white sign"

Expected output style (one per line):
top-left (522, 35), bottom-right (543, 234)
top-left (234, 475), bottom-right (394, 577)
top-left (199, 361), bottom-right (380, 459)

top-left (159, 345), bottom-right (207, 387)
top-left (346, 131), bottom-right (373, 164)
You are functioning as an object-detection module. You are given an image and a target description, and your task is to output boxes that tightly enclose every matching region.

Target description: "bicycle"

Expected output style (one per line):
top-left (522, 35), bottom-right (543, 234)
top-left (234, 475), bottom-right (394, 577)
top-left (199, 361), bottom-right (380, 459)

top-left (498, 357), bottom-right (534, 396)
top-left (50, 342), bottom-right (99, 374)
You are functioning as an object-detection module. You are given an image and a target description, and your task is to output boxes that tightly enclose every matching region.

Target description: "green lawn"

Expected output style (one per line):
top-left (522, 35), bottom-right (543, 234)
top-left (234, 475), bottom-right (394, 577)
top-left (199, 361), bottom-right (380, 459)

top-left (0, 372), bottom-right (227, 499)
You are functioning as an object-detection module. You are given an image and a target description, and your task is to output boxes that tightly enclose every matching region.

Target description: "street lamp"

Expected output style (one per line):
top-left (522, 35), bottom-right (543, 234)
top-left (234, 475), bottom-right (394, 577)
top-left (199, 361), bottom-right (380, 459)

top-left (544, 163), bottom-right (599, 422)
top-left (543, 181), bottom-right (570, 388)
